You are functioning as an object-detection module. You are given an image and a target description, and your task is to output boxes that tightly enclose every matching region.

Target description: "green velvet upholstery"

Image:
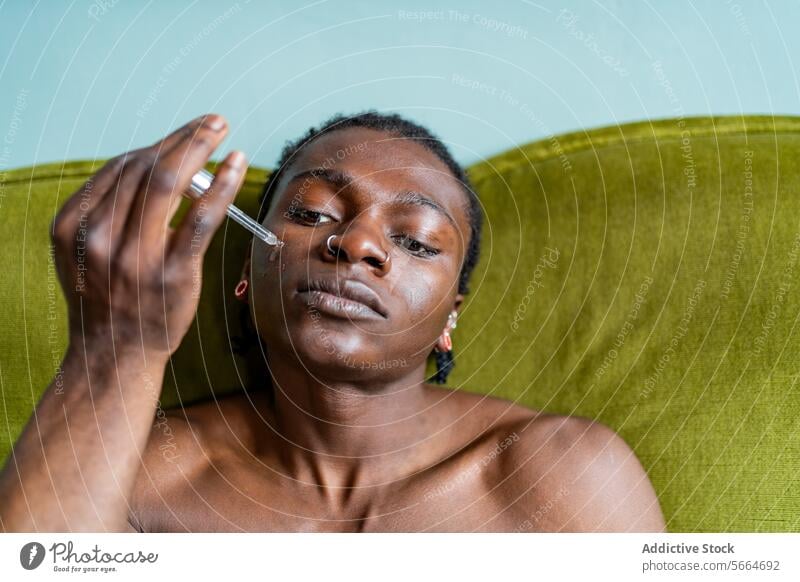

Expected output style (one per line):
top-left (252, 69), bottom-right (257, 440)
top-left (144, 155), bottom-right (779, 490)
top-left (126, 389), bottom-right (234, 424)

top-left (2, 115), bottom-right (799, 532)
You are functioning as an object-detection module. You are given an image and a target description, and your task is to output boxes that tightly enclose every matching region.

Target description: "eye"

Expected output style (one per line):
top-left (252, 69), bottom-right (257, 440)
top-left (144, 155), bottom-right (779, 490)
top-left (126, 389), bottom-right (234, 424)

top-left (285, 206), bottom-right (334, 226)
top-left (392, 234), bottom-right (440, 258)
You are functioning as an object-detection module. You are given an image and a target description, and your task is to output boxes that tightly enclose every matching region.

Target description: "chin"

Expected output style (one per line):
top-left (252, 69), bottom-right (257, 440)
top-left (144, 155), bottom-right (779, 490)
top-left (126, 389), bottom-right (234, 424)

top-left (279, 315), bottom-right (379, 372)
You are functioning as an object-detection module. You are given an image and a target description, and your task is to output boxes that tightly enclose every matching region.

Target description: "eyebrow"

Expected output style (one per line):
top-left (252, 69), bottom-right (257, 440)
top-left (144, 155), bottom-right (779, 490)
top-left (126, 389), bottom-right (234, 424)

top-left (287, 167), bottom-right (458, 227)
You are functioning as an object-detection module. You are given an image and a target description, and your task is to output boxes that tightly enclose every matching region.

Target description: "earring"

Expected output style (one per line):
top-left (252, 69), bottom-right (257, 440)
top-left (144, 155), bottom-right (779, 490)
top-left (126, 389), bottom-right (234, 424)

top-left (448, 311), bottom-right (458, 330)
top-left (434, 330), bottom-right (453, 353)
top-left (442, 330), bottom-right (452, 351)
top-left (433, 311), bottom-right (458, 353)
top-left (234, 279), bottom-right (249, 300)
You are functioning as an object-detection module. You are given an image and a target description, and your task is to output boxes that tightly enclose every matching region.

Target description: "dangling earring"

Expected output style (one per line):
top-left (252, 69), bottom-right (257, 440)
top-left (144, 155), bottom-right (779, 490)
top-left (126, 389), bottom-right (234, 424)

top-left (433, 331), bottom-right (453, 353)
top-left (434, 311), bottom-right (457, 353)
top-left (442, 330), bottom-right (452, 351)
top-left (234, 279), bottom-right (249, 300)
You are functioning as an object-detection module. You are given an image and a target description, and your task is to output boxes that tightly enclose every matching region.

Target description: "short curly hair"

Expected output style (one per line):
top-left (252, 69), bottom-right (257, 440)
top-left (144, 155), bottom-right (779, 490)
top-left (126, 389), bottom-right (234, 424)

top-left (238, 109), bottom-right (483, 385)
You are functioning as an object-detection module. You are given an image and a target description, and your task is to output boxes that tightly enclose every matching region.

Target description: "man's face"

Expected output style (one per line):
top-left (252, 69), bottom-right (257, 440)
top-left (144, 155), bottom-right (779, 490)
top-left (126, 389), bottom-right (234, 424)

top-left (248, 127), bottom-right (471, 380)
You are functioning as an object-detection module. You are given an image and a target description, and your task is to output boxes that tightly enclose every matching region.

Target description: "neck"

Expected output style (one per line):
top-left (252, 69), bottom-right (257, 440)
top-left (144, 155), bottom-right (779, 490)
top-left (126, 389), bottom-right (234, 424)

top-left (257, 352), bottom-right (451, 490)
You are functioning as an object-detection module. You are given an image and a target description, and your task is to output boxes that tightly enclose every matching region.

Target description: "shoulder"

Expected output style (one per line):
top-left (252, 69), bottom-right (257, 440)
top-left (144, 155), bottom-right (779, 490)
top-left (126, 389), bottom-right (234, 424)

top-left (498, 413), bottom-right (666, 532)
top-left (128, 394), bottom-right (250, 531)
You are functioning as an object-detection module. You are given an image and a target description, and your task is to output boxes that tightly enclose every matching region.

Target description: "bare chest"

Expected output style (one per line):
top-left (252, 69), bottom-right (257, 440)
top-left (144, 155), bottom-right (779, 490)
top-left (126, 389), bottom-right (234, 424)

top-left (137, 456), bottom-right (552, 532)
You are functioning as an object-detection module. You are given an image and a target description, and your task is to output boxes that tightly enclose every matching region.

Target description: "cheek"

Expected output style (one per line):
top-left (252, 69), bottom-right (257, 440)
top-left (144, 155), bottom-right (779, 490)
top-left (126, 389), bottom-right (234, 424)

top-left (247, 244), bottom-right (295, 328)
top-left (250, 248), bottom-right (281, 293)
top-left (399, 266), bottom-right (453, 326)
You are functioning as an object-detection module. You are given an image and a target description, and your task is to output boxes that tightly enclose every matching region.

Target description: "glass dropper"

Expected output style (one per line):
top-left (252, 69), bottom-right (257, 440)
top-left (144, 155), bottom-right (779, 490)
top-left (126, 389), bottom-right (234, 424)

top-left (186, 168), bottom-right (283, 247)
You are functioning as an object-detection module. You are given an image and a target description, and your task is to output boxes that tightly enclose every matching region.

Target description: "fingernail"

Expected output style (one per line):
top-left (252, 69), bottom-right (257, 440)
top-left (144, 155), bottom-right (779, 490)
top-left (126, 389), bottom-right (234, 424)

top-left (229, 151), bottom-right (246, 169)
top-left (201, 114), bottom-right (226, 131)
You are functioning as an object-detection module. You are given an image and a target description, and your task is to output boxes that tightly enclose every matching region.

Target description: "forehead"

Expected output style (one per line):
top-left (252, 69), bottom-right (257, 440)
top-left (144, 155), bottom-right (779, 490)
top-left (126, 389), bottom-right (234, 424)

top-left (279, 126), bottom-right (471, 223)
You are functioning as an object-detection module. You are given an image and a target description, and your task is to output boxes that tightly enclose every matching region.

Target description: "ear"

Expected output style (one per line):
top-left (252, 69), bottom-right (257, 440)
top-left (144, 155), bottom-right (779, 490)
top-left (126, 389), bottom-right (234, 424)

top-left (451, 293), bottom-right (464, 322)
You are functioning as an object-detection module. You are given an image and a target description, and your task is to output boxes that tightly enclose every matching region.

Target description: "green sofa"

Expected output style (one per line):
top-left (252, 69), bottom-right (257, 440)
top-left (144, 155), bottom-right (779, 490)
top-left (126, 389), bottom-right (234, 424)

top-left (2, 115), bottom-right (799, 532)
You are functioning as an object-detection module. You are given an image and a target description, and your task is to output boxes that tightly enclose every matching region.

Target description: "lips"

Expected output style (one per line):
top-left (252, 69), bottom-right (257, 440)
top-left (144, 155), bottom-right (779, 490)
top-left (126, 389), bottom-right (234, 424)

top-left (297, 277), bottom-right (388, 320)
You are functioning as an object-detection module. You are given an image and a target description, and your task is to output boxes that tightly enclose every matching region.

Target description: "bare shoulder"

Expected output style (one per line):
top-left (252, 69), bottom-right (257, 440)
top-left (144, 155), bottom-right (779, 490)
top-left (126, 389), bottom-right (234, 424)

top-left (497, 413), bottom-right (666, 532)
top-left (128, 393), bottom-right (252, 531)
top-left (420, 387), bottom-right (665, 532)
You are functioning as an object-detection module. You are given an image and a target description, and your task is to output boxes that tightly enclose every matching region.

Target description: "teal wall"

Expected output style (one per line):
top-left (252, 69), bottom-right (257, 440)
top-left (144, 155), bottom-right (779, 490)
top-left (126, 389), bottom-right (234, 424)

top-left (1, 0), bottom-right (798, 170)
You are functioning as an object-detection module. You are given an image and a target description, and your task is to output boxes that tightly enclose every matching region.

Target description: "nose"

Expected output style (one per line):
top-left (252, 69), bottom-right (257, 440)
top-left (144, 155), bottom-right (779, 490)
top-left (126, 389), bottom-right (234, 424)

top-left (322, 220), bottom-right (391, 274)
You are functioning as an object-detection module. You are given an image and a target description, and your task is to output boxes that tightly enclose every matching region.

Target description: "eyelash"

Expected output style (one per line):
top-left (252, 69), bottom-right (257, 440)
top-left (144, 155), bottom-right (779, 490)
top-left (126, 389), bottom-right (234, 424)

top-left (285, 206), bottom-right (440, 258)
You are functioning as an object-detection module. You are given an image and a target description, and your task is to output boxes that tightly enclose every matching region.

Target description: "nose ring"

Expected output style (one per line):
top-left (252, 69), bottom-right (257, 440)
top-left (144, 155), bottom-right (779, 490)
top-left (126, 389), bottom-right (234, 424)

top-left (326, 234), bottom-right (337, 255)
top-left (326, 233), bottom-right (390, 266)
